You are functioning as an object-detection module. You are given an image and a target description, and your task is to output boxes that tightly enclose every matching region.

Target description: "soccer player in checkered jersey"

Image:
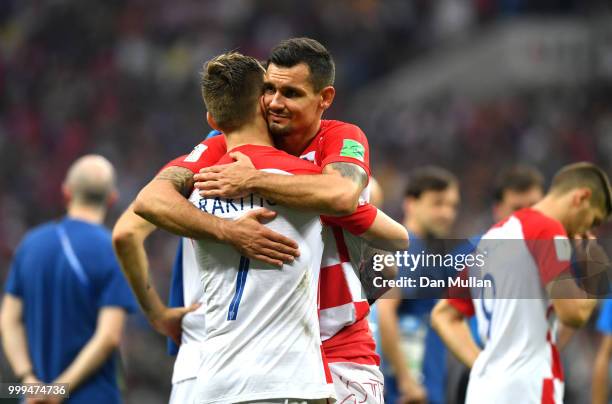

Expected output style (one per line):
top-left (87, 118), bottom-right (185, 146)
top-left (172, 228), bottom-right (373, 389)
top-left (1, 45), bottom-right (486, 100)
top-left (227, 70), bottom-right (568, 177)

top-left (431, 162), bottom-right (612, 404)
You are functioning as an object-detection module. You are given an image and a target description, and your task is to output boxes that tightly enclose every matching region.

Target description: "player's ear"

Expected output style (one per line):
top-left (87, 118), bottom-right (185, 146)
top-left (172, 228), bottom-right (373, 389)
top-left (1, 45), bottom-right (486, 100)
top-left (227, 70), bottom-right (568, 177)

top-left (573, 188), bottom-right (592, 207)
top-left (319, 86), bottom-right (335, 111)
top-left (206, 112), bottom-right (221, 131)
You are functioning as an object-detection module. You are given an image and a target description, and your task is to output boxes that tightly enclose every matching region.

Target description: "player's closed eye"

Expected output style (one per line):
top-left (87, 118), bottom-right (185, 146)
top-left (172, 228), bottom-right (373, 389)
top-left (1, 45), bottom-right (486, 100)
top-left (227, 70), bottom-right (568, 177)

top-left (263, 83), bottom-right (275, 94)
top-left (282, 89), bottom-right (300, 98)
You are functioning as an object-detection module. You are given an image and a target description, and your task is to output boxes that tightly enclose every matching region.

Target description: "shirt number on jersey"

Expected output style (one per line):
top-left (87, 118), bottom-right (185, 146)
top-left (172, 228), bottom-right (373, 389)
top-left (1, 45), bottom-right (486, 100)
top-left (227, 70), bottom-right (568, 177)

top-left (227, 256), bottom-right (250, 321)
top-left (479, 273), bottom-right (496, 340)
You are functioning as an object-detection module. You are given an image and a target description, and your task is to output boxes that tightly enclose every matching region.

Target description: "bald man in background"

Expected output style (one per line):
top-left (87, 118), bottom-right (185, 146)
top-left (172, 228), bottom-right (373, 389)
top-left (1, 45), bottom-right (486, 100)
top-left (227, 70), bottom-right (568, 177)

top-left (1, 155), bottom-right (136, 404)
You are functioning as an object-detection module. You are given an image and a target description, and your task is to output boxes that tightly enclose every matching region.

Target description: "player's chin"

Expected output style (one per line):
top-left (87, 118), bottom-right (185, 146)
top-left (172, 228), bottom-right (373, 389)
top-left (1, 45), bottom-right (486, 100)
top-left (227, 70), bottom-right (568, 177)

top-left (268, 122), bottom-right (292, 136)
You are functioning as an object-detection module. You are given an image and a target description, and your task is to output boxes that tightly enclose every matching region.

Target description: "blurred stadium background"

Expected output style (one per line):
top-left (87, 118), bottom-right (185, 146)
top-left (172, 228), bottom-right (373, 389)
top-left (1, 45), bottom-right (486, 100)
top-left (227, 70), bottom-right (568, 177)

top-left (1, 0), bottom-right (612, 402)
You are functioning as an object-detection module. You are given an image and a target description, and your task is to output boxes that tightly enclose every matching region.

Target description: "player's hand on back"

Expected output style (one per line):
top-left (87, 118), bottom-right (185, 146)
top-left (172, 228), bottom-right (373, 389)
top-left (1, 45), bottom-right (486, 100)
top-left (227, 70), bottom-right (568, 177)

top-left (195, 152), bottom-right (257, 199)
top-left (148, 303), bottom-right (201, 345)
top-left (225, 208), bottom-right (300, 267)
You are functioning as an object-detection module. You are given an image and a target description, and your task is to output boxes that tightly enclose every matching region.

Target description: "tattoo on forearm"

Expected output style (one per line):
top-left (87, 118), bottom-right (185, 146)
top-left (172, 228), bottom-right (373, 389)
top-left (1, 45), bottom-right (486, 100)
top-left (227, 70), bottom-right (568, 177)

top-left (155, 167), bottom-right (195, 197)
top-left (328, 162), bottom-right (367, 189)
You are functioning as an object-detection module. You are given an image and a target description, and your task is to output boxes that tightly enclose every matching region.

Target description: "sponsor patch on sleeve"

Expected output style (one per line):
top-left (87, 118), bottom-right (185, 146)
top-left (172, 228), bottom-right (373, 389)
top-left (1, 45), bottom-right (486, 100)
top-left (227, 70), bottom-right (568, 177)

top-left (554, 235), bottom-right (572, 261)
top-left (184, 144), bottom-right (208, 163)
top-left (339, 139), bottom-right (365, 162)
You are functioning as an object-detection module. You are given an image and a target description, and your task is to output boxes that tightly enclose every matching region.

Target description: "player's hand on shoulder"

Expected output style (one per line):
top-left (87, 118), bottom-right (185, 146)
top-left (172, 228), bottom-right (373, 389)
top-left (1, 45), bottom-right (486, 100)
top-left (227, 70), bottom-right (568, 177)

top-left (226, 208), bottom-right (300, 267)
top-left (194, 152), bottom-right (257, 199)
top-left (148, 303), bottom-right (200, 345)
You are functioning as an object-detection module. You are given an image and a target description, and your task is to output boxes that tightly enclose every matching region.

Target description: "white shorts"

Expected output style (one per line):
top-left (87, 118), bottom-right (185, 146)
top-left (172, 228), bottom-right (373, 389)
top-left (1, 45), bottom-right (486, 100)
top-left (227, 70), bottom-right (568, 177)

top-left (169, 377), bottom-right (198, 404)
top-left (329, 362), bottom-right (384, 404)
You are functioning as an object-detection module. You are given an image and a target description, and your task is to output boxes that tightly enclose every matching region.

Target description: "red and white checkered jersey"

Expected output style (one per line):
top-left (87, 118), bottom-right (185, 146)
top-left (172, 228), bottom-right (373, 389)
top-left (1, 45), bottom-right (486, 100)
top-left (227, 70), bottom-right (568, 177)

top-left (300, 120), bottom-right (379, 366)
top-left (449, 208), bottom-right (570, 404)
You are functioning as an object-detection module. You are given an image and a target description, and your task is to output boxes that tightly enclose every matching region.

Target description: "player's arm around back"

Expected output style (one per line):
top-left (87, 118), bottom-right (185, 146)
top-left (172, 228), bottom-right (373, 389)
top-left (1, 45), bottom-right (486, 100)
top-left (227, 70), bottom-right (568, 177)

top-left (133, 166), bottom-right (299, 267)
top-left (358, 208), bottom-right (409, 251)
top-left (133, 166), bottom-right (230, 240)
top-left (431, 299), bottom-right (481, 368)
top-left (112, 205), bottom-right (197, 343)
top-left (112, 204), bottom-right (159, 314)
top-left (196, 154), bottom-right (364, 216)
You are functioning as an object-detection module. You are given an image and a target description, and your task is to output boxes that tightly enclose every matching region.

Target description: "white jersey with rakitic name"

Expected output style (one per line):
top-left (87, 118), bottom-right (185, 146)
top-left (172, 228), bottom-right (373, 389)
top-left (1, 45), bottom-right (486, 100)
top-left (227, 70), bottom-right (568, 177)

top-left (189, 145), bottom-right (335, 404)
top-left (449, 208), bottom-right (570, 404)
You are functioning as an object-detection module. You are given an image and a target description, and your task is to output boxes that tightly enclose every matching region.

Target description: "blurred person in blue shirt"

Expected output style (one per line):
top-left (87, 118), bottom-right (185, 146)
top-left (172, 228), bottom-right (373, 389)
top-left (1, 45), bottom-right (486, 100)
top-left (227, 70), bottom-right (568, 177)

top-left (0, 155), bottom-right (136, 404)
top-left (377, 166), bottom-right (460, 404)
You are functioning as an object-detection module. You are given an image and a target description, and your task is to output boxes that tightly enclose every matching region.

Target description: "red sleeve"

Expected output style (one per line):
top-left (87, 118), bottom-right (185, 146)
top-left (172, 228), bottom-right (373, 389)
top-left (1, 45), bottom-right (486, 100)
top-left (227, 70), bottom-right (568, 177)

top-left (520, 210), bottom-right (571, 286)
top-left (321, 203), bottom-right (377, 235)
top-left (448, 298), bottom-right (475, 317)
top-left (161, 135), bottom-right (227, 174)
top-left (318, 123), bottom-right (371, 177)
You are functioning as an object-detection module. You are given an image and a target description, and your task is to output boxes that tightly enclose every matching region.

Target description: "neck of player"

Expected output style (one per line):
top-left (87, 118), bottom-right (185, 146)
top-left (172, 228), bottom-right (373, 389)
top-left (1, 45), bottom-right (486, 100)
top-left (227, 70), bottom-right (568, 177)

top-left (67, 203), bottom-right (106, 224)
top-left (531, 194), bottom-right (569, 229)
top-left (224, 118), bottom-right (273, 151)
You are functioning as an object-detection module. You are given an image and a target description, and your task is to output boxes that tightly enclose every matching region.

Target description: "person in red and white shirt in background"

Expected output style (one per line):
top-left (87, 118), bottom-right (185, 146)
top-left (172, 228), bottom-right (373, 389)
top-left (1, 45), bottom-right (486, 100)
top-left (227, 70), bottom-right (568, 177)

top-left (431, 162), bottom-right (612, 404)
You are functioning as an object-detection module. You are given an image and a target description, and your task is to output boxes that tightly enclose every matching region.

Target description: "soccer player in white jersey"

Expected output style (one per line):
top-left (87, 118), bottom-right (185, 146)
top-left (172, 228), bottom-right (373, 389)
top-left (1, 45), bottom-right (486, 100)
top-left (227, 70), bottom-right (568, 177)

top-left (431, 162), bottom-right (612, 404)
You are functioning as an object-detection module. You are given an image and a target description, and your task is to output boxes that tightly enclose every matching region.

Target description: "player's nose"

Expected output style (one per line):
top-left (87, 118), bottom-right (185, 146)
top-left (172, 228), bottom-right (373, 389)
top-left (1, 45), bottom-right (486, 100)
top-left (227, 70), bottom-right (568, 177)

top-left (267, 92), bottom-right (285, 112)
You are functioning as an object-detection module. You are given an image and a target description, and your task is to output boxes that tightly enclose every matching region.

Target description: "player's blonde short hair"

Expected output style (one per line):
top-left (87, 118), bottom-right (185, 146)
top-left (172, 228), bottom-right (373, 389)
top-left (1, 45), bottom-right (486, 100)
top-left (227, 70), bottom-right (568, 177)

top-left (200, 52), bottom-right (265, 132)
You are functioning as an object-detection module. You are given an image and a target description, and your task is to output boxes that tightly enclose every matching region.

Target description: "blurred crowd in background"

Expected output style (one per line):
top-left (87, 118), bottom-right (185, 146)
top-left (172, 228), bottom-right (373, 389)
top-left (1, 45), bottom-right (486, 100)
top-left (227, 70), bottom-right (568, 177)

top-left (1, 0), bottom-right (612, 402)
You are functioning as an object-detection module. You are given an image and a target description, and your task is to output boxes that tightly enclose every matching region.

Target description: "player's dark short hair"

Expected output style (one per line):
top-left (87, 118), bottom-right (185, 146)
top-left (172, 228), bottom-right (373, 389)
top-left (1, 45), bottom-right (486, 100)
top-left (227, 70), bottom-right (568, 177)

top-left (404, 166), bottom-right (458, 199)
top-left (201, 52), bottom-right (265, 132)
top-left (550, 162), bottom-right (612, 218)
top-left (268, 37), bottom-right (335, 92)
top-left (493, 165), bottom-right (545, 202)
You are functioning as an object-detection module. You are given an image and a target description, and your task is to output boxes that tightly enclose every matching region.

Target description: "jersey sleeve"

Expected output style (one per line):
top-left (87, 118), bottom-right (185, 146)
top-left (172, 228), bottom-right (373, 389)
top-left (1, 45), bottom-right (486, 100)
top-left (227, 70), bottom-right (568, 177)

top-left (597, 299), bottom-right (612, 335)
top-left (525, 223), bottom-right (571, 286)
top-left (318, 123), bottom-right (371, 177)
top-left (98, 258), bottom-right (138, 313)
top-left (448, 298), bottom-right (475, 317)
top-left (161, 135), bottom-right (227, 174)
top-left (321, 203), bottom-right (377, 235)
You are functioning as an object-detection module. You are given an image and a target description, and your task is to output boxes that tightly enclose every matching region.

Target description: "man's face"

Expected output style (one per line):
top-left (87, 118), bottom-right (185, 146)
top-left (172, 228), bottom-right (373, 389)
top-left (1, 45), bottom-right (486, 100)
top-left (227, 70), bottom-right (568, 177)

top-left (408, 186), bottom-right (460, 238)
top-left (263, 63), bottom-right (324, 138)
top-left (494, 187), bottom-right (544, 222)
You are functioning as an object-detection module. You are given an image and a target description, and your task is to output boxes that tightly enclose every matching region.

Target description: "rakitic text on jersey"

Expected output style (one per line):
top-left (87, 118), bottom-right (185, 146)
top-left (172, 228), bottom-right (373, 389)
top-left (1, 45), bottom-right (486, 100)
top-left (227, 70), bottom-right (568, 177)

top-left (197, 194), bottom-right (277, 215)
